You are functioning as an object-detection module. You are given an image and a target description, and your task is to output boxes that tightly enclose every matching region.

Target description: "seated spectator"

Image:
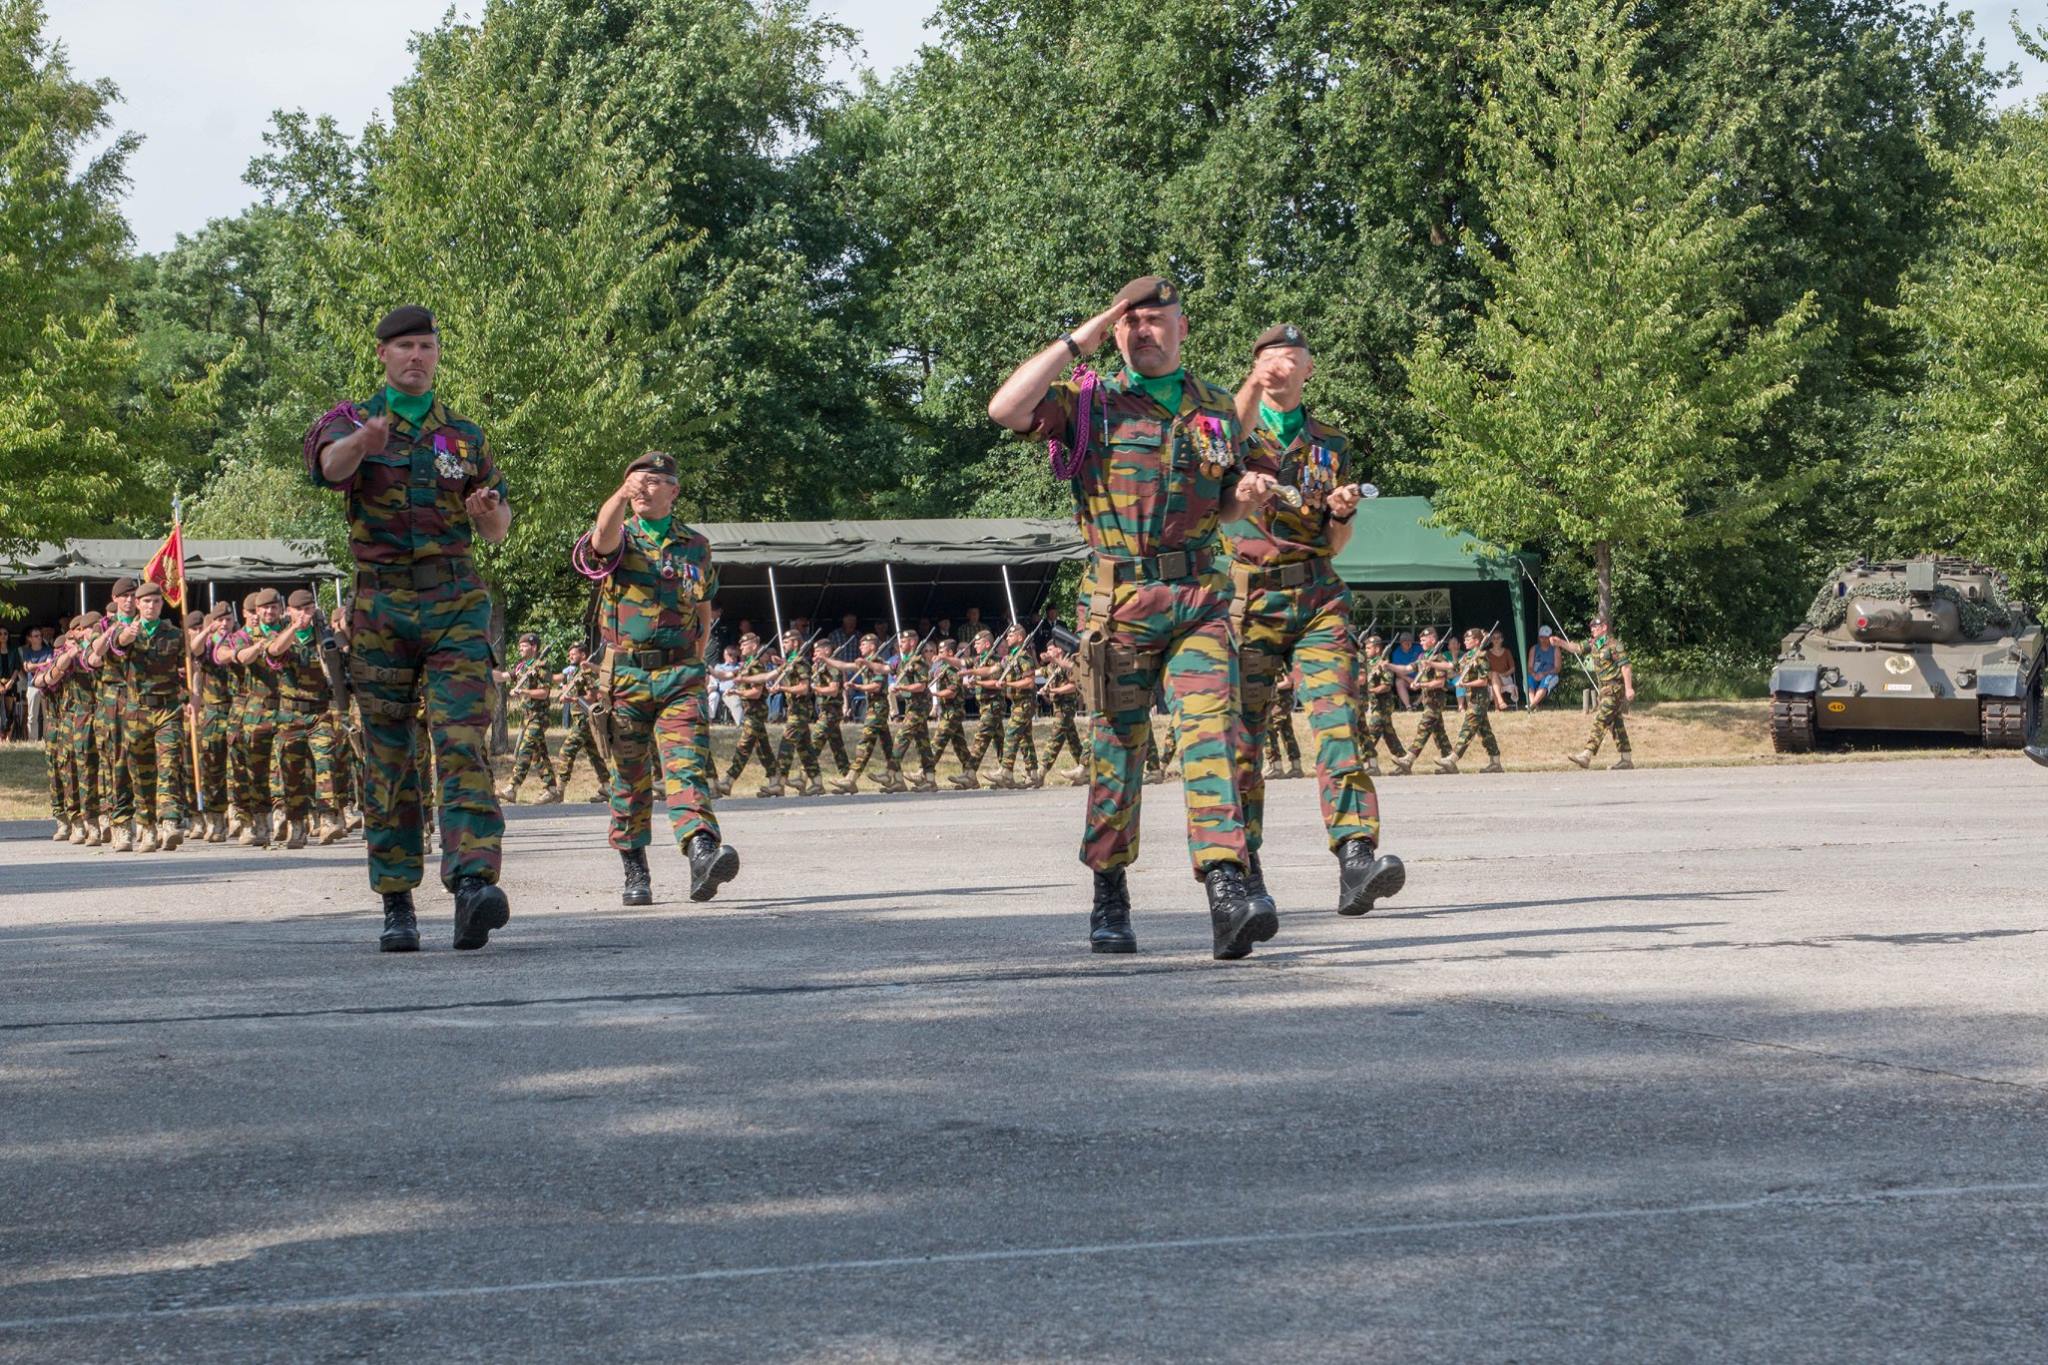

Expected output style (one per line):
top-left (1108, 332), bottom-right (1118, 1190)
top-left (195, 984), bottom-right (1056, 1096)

top-left (1487, 631), bottom-right (1519, 708)
top-left (1388, 630), bottom-right (1421, 708)
top-left (1527, 627), bottom-right (1563, 709)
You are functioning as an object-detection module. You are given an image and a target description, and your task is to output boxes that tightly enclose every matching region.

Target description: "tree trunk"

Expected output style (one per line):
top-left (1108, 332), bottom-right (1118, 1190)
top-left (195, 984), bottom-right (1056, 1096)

top-left (1595, 541), bottom-right (1614, 625)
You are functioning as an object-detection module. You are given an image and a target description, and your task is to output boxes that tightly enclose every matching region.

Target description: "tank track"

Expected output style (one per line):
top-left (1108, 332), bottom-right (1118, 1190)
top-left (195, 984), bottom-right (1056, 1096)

top-left (1770, 693), bottom-right (1815, 753)
top-left (1979, 696), bottom-right (2028, 749)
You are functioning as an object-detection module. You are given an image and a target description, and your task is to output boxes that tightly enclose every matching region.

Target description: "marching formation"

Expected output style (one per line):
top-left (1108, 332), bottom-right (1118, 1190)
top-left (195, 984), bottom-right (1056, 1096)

top-left (25, 293), bottom-right (1643, 966)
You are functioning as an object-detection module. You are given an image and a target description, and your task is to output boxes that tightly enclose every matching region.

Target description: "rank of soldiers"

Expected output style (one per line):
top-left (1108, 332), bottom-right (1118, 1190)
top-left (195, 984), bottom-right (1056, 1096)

top-left (27, 293), bottom-right (1640, 966)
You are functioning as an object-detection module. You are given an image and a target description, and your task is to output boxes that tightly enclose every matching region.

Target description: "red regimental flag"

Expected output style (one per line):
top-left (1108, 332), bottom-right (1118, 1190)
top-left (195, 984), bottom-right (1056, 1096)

top-left (143, 524), bottom-right (186, 610)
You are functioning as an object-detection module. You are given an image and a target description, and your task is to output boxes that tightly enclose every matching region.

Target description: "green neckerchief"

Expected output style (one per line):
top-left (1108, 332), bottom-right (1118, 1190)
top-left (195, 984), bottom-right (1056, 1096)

top-left (1122, 367), bottom-right (1185, 412)
top-left (1594, 635), bottom-right (1608, 649)
top-left (1259, 401), bottom-right (1306, 451)
top-left (385, 385), bottom-right (434, 425)
top-left (295, 627), bottom-right (315, 644)
top-left (636, 514), bottom-right (673, 542)
top-left (138, 618), bottom-right (162, 639)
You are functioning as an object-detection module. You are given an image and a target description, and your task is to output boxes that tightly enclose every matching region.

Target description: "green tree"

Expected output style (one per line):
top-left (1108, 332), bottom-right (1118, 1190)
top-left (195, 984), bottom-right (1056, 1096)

top-left (1874, 99), bottom-right (2048, 597)
top-left (1405, 0), bottom-right (1822, 623)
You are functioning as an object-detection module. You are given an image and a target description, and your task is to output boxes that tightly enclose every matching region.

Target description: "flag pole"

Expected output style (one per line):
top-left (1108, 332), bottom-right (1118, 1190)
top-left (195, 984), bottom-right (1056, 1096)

top-left (175, 498), bottom-right (203, 816)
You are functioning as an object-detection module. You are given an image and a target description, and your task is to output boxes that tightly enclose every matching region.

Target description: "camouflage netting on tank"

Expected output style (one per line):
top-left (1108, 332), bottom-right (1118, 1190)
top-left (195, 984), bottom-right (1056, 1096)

top-left (1805, 579), bottom-right (2015, 638)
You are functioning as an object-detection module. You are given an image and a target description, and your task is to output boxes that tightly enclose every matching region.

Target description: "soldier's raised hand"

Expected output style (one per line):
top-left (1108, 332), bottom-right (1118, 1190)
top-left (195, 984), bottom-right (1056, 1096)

top-left (355, 414), bottom-right (390, 454)
top-left (465, 487), bottom-right (502, 520)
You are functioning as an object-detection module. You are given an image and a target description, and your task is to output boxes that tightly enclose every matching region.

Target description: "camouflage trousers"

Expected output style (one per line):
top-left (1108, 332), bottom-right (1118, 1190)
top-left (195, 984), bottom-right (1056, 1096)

top-left (122, 697), bottom-right (189, 827)
top-left (240, 698), bottom-right (279, 819)
top-left (226, 707), bottom-right (253, 817)
top-left (1585, 688), bottom-right (1631, 755)
top-left (847, 705), bottom-right (900, 779)
top-left (1357, 698), bottom-right (1407, 759)
top-left (313, 712), bottom-right (354, 815)
top-left (965, 695), bottom-right (1007, 772)
top-left (726, 702), bottom-right (780, 784)
top-left (1233, 582), bottom-right (1378, 853)
top-left (507, 711), bottom-right (554, 790)
top-left (607, 660), bottom-right (718, 851)
top-left (45, 709), bottom-right (70, 820)
top-left (350, 579), bottom-right (502, 894)
top-left (1455, 693), bottom-right (1500, 759)
top-left (775, 704), bottom-right (821, 781)
top-left (194, 706), bottom-right (231, 814)
top-left (893, 711), bottom-right (936, 776)
top-left (1000, 695), bottom-right (1038, 774)
top-left (810, 705), bottom-right (850, 773)
top-left (271, 700), bottom-right (319, 820)
top-left (933, 712), bottom-right (972, 769)
top-left (1084, 576), bottom-right (1247, 879)
top-left (1041, 706), bottom-right (1084, 772)
top-left (94, 690), bottom-right (133, 824)
top-left (64, 701), bottom-right (98, 823)
top-left (1265, 697), bottom-right (1300, 764)
top-left (1411, 698), bottom-right (1453, 757)
top-left (557, 714), bottom-right (610, 789)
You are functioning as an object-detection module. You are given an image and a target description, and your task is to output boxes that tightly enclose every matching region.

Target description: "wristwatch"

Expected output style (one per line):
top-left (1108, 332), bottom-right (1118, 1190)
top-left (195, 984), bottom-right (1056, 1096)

top-left (1060, 333), bottom-right (1082, 360)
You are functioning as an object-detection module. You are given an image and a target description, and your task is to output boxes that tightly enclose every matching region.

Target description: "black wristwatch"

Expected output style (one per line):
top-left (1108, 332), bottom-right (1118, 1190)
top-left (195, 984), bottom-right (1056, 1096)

top-left (1328, 506), bottom-right (1357, 525)
top-left (1060, 333), bottom-right (1082, 360)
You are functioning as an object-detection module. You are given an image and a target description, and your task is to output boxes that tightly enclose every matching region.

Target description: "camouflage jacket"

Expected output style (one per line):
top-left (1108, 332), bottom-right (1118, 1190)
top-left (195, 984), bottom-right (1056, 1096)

top-left (194, 631), bottom-right (235, 710)
top-left (121, 620), bottom-right (187, 700)
top-left (1586, 637), bottom-right (1629, 691)
top-left (932, 658), bottom-right (967, 718)
top-left (579, 520), bottom-right (717, 663)
top-left (507, 656), bottom-right (553, 720)
top-left (1454, 648), bottom-right (1492, 693)
top-left (1027, 370), bottom-right (1246, 562)
top-left (893, 651), bottom-right (931, 713)
top-left (1223, 407), bottom-right (1357, 567)
top-left (276, 629), bottom-right (328, 707)
top-left (778, 651), bottom-right (818, 722)
top-left (305, 392), bottom-right (511, 567)
top-left (1363, 656), bottom-right (1397, 703)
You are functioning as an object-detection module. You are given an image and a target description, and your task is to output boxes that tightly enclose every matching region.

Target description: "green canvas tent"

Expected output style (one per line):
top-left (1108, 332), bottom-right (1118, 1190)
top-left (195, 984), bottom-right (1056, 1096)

top-left (2, 539), bottom-right (346, 630)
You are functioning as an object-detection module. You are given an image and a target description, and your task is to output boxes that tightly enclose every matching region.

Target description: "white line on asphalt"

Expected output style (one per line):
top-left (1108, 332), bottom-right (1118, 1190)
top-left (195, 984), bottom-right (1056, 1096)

top-left (4, 1179), bottom-right (2046, 1333)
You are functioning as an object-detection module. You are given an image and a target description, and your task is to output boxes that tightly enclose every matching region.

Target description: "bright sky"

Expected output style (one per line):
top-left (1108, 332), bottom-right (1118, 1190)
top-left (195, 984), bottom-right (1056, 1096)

top-left (42, 0), bottom-right (2048, 255)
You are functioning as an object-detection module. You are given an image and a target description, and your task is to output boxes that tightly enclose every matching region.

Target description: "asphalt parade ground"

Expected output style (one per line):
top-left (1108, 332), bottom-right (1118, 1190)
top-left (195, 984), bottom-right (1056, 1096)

top-left (1, 757), bottom-right (2044, 1362)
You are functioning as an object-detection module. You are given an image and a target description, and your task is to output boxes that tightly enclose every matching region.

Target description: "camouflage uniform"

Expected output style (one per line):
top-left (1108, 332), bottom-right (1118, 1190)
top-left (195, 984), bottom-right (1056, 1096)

top-left (772, 647), bottom-right (822, 787)
top-left (312, 705), bottom-right (354, 828)
top-left (91, 620), bottom-right (135, 829)
top-left (575, 518), bottom-right (721, 851)
top-left (891, 649), bottom-right (938, 781)
top-left (224, 639), bottom-right (254, 826)
top-left (503, 655), bottom-right (558, 797)
top-left (306, 389), bottom-right (510, 893)
top-left (63, 649), bottom-right (99, 829)
top-left (1223, 405), bottom-right (1379, 855)
top-left (931, 655), bottom-right (974, 770)
top-left (1582, 636), bottom-right (1632, 758)
top-left (1263, 678), bottom-right (1301, 770)
top-left (192, 629), bottom-right (234, 817)
top-left (1038, 655), bottom-right (1086, 777)
top-left (1406, 648), bottom-right (1455, 760)
top-left (840, 655), bottom-right (903, 788)
top-left (231, 624), bottom-right (284, 825)
top-left (1452, 647), bottom-right (1501, 762)
top-left (809, 663), bottom-right (851, 774)
top-left (119, 616), bottom-right (191, 832)
top-left (996, 646), bottom-right (1040, 780)
top-left (723, 647), bottom-right (781, 791)
top-left (1026, 369), bottom-right (1249, 878)
top-left (270, 623), bottom-right (326, 827)
top-left (555, 663), bottom-right (612, 792)
top-left (962, 643), bottom-right (1009, 776)
top-left (1357, 653), bottom-right (1408, 763)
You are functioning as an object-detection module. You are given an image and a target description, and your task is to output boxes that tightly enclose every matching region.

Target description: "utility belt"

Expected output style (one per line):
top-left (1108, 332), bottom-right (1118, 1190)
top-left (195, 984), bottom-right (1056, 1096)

top-left (354, 555), bottom-right (475, 594)
top-left (1230, 555), bottom-right (1333, 596)
top-left (278, 695), bottom-right (326, 716)
top-left (1077, 546), bottom-right (1219, 685)
top-left (133, 687), bottom-right (182, 707)
top-left (603, 641), bottom-right (700, 671)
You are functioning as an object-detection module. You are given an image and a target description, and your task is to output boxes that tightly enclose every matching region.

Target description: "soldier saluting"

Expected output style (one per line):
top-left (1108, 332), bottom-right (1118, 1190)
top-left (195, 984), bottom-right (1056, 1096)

top-left (988, 275), bottom-right (1281, 960)
top-left (304, 306), bottom-right (512, 953)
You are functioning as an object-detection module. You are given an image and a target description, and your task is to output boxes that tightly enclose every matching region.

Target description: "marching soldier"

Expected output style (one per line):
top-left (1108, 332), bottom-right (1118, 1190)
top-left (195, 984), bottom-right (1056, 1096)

top-left (259, 588), bottom-right (328, 848)
top-left (889, 628), bottom-right (940, 792)
top-left (1034, 641), bottom-right (1086, 784)
top-left (555, 641), bottom-right (612, 798)
top-left (571, 450), bottom-right (741, 905)
top-left (1450, 626), bottom-right (1505, 772)
top-left (808, 638), bottom-right (852, 774)
top-left (311, 612), bottom-right (355, 844)
top-left (223, 589), bottom-right (286, 846)
top-left (825, 635), bottom-right (907, 794)
top-left (498, 632), bottom-right (562, 804)
top-left (715, 633), bottom-right (784, 797)
top-left (958, 627), bottom-right (1009, 785)
top-left (189, 604), bottom-right (235, 842)
top-left (1355, 633), bottom-right (1408, 776)
top-left (1263, 671), bottom-right (1302, 779)
top-left (110, 581), bottom-right (190, 851)
top-left (1391, 627), bottom-right (1457, 775)
top-left (1560, 614), bottom-right (1636, 770)
top-left (88, 580), bottom-right (138, 849)
top-left (994, 623), bottom-right (1042, 788)
top-left (989, 274), bottom-right (1280, 958)
top-left (1141, 689), bottom-right (1178, 784)
top-left (771, 626), bottom-right (824, 797)
top-left (59, 614), bottom-right (103, 844)
top-left (29, 617), bottom-right (91, 843)
top-left (304, 304), bottom-right (513, 952)
top-left (933, 639), bottom-right (977, 784)
top-left (223, 595), bottom-right (255, 840)
top-left (1223, 322), bottom-right (1403, 920)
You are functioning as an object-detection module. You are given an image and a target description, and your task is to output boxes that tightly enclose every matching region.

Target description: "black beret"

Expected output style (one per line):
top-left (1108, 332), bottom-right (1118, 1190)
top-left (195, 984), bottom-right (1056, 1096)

top-left (375, 305), bottom-right (438, 342)
top-left (1113, 275), bottom-right (1181, 311)
top-left (287, 588), bottom-right (315, 608)
top-left (111, 577), bottom-right (137, 595)
top-left (1253, 322), bottom-right (1309, 355)
top-left (626, 450), bottom-right (679, 480)
top-left (518, 631), bottom-right (540, 645)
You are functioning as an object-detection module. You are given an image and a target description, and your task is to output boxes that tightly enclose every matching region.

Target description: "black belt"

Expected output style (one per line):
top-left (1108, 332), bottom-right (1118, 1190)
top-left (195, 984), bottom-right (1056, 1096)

top-left (609, 644), bottom-right (700, 670)
top-left (278, 695), bottom-right (326, 714)
top-left (1096, 548), bottom-right (1208, 583)
top-left (1238, 557), bottom-right (1333, 593)
top-left (355, 557), bottom-right (475, 592)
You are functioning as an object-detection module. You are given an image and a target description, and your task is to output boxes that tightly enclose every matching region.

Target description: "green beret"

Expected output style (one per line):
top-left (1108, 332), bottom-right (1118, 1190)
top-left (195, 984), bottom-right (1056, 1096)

top-left (627, 450), bottom-right (679, 480)
top-left (1253, 322), bottom-right (1309, 355)
top-left (375, 305), bottom-right (438, 342)
top-left (1113, 275), bottom-right (1181, 311)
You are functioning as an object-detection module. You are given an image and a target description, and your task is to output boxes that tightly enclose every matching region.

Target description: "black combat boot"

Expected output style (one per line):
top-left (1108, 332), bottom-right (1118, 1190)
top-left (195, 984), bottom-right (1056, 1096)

top-left (1207, 862), bottom-right (1277, 961)
top-left (452, 876), bottom-right (510, 950)
top-left (686, 831), bottom-right (740, 903)
top-left (1244, 850), bottom-right (1277, 917)
top-left (1089, 868), bottom-right (1136, 954)
top-left (1335, 837), bottom-right (1406, 918)
top-left (379, 891), bottom-right (420, 953)
top-left (620, 848), bottom-right (652, 907)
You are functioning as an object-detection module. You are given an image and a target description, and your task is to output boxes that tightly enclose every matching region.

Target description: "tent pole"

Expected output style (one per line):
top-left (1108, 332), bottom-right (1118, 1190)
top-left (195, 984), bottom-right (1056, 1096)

top-left (767, 565), bottom-right (785, 642)
top-left (884, 562), bottom-right (903, 638)
top-left (1508, 569), bottom-right (1530, 708)
top-left (1000, 565), bottom-right (1019, 627)
top-left (78, 581), bottom-right (86, 615)
top-left (207, 581), bottom-right (216, 609)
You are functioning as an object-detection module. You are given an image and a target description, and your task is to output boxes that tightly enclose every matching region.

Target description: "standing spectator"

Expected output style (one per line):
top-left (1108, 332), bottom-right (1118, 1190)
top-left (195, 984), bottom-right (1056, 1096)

top-left (0, 627), bottom-right (15, 739)
top-left (1486, 630), bottom-right (1519, 709)
top-left (17, 626), bottom-right (53, 741)
top-left (705, 603), bottom-right (733, 661)
top-left (830, 612), bottom-right (862, 661)
top-left (955, 605), bottom-right (987, 644)
top-left (1388, 630), bottom-right (1421, 709)
top-left (1527, 626), bottom-right (1563, 709)
top-left (707, 644), bottom-right (743, 723)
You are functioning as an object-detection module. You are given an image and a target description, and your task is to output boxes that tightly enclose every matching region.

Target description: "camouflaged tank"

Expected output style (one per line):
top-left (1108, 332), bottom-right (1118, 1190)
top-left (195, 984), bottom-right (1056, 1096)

top-left (1769, 557), bottom-right (2042, 752)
